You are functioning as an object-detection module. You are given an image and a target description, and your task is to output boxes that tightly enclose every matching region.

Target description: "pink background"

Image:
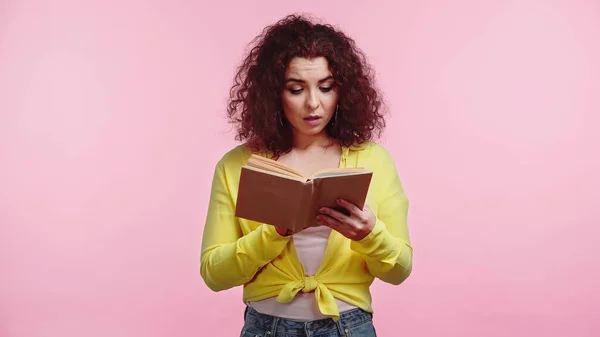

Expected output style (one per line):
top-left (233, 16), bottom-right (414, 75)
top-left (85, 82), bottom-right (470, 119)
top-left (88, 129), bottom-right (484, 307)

top-left (1, 0), bottom-right (599, 336)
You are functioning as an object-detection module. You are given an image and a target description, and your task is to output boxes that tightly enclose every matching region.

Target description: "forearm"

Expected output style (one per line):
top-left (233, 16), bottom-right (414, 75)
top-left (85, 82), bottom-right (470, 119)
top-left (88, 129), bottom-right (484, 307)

top-left (350, 219), bottom-right (413, 285)
top-left (200, 224), bottom-right (290, 291)
top-left (346, 144), bottom-right (413, 284)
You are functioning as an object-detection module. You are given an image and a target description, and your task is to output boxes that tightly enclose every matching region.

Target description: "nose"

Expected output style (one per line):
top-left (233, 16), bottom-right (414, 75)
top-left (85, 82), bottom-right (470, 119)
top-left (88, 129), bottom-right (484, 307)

top-left (306, 90), bottom-right (319, 110)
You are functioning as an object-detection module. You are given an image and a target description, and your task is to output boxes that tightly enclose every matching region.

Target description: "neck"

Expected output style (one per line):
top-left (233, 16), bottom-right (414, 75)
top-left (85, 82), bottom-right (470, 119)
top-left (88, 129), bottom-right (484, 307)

top-left (292, 131), bottom-right (334, 150)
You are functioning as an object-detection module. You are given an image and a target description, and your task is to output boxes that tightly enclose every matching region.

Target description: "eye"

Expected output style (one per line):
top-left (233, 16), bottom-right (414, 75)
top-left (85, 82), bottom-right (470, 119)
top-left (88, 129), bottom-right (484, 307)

top-left (320, 86), bottom-right (333, 93)
top-left (289, 88), bottom-right (303, 94)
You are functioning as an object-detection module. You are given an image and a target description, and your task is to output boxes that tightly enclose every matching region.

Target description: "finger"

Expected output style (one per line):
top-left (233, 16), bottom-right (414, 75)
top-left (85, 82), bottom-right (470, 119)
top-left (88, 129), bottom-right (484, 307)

top-left (316, 214), bottom-right (341, 230)
top-left (276, 227), bottom-right (293, 236)
top-left (317, 214), bottom-right (361, 240)
top-left (318, 206), bottom-right (347, 222)
top-left (336, 199), bottom-right (361, 215)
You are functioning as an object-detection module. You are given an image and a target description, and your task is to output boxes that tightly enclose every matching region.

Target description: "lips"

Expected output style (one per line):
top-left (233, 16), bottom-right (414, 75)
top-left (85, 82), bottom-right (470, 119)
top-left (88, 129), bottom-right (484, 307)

top-left (303, 115), bottom-right (322, 126)
top-left (303, 115), bottom-right (321, 120)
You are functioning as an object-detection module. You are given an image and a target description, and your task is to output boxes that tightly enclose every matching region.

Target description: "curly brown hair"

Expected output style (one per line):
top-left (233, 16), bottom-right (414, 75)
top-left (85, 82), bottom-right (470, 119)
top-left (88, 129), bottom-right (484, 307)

top-left (227, 14), bottom-right (387, 156)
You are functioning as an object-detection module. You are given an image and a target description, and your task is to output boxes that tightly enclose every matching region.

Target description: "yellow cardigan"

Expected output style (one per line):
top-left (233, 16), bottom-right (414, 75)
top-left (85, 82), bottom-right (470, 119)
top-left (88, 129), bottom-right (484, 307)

top-left (200, 141), bottom-right (413, 320)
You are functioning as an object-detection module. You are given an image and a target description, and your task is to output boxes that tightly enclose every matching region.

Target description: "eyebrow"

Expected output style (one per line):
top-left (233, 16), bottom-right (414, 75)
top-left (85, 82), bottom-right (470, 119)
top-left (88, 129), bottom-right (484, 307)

top-left (285, 75), bottom-right (334, 84)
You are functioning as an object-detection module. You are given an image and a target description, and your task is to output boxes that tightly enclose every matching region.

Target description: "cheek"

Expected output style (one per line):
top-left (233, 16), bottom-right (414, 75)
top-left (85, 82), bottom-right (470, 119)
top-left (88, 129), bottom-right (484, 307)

top-left (323, 95), bottom-right (338, 113)
top-left (282, 95), bottom-right (303, 115)
top-left (325, 90), bottom-right (338, 104)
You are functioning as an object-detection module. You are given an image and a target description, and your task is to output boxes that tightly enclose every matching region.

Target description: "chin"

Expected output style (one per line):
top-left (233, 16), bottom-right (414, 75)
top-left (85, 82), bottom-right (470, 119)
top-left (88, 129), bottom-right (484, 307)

top-left (292, 124), bottom-right (327, 137)
top-left (304, 128), bottom-right (326, 136)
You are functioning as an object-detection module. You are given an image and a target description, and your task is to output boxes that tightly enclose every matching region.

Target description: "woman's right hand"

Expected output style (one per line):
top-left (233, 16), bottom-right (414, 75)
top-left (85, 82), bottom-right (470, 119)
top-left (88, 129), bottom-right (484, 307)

top-left (275, 225), bottom-right (312, 236)
top-left (275, 226), bottom-right (293, 236)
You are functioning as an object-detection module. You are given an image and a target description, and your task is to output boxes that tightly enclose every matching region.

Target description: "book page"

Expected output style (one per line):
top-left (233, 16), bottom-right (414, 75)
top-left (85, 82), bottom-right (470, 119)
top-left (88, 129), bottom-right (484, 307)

top-left (310, 168), bottom-right (367, 179)
top-left (247, 155), bottom-right (305, 179)
top-left (243, 166), bottom-right (306, 182)
top-left (311, 170), bottom-right (368, 179)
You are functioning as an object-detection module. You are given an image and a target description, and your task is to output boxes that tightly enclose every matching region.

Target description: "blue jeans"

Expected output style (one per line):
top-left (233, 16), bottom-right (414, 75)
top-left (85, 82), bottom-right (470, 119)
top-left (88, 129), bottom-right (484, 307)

top-left (240, 306), bottom-right (377, 337)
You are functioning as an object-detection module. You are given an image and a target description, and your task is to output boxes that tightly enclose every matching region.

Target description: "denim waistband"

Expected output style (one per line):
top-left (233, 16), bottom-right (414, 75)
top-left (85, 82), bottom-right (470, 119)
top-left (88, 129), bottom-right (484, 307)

top-left (243, 305), bottom-right (373, 336)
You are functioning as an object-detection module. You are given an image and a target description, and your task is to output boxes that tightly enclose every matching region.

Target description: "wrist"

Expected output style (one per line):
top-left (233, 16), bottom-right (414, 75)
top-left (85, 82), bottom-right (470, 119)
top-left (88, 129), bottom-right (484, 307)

top-left (352, 218), bottom-right (376, 241)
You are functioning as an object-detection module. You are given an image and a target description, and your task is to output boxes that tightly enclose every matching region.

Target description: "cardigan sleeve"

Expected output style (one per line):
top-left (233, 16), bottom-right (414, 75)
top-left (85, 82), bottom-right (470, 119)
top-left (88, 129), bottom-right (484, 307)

top-left (200, 159), bottom-right (291, 291)
top-left (350, 147), bottom-right (413, 285)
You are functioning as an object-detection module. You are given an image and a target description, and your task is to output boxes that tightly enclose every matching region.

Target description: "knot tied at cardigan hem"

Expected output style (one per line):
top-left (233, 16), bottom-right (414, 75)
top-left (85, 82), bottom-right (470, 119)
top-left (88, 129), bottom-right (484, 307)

top-left (275, 276), bottom-right (341, 320)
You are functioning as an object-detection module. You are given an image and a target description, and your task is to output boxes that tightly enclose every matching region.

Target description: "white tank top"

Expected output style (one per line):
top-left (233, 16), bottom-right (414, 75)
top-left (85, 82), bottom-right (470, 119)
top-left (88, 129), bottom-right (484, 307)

top-left (248, 226), bottom-right (357, 320)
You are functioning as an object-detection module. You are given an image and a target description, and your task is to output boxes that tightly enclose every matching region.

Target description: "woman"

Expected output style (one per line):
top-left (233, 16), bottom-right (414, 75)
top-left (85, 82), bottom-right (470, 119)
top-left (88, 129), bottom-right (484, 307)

top-left (201, 14), bottom-right (413, 337)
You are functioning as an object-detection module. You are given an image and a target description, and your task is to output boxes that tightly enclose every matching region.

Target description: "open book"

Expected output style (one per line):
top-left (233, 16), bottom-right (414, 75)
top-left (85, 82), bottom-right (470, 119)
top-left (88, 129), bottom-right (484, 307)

top-left (234, 154), bottom-right (373, 232)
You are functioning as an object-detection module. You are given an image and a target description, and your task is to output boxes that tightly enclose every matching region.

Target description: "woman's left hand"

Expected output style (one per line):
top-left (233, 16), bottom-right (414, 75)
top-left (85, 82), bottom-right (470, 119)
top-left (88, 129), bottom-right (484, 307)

top-left (316, 199), bottom-right (376, 241)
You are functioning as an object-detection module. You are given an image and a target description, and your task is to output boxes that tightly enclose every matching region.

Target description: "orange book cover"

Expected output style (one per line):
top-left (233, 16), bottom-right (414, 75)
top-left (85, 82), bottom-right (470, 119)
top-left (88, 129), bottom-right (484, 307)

top-left (235, 154), bottom-right (373, 232)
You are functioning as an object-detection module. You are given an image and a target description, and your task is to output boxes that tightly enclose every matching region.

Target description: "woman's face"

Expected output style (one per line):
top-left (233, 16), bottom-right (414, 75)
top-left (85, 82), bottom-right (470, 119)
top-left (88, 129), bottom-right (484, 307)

top-left (281, 57), bottom-right (338, 139)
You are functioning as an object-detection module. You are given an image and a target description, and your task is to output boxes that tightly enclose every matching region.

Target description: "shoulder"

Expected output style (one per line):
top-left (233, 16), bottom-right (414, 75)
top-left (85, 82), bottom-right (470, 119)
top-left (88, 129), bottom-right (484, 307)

top-left (354, 142), bottom-right (405, 200)
top-left (351, 140), bottom-right (395, 164)
top-left (215, 144), bottom-right (252, 171)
